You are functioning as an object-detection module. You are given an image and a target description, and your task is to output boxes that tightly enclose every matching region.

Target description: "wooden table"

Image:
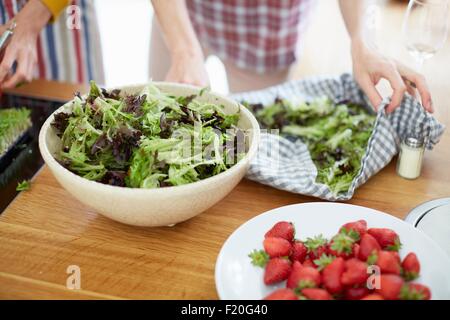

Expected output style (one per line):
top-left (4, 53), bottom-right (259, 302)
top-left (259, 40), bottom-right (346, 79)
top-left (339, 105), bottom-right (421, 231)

top-left (1, 1), bottom-right (449, 299)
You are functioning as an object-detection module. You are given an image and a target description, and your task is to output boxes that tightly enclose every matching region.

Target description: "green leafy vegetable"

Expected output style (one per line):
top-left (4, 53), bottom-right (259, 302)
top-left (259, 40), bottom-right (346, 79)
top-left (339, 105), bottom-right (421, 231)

top-left (0, 108), bottom-right (32, 157)
top-left (52, 81), bottom-right (244, 188)
top-left (245, 97), bottom-right (375, 196)
top-left (16, 180), bottom-right (31, 191)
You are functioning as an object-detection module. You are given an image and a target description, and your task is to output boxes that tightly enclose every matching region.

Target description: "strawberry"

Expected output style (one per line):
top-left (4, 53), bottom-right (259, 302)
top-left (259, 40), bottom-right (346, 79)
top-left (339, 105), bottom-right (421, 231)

top-left (339, 219), bottom-right (367, 240)
top-left (401, 252), bottom-right (420, 281)
top-left (360, 294), bottom-right (384, 300)
top-left (292, 260), bottom-right (303, 271)
top-left (391, 251), bottom-right (401, 263)
top-left (327, 233), bottom-right (357, 259)
top-left (353, 243), bottom-right (360, 259)
top-left (264, 258), bottom-right (292, 285)
top-left (313, 253), bottom-right (335, 271)
top-left (289, 260), bottom-right (303, 279)
top-left (367, 228), bottom-right (402, 251)
top-left (265, 221), bottom-right (295, 241)
top-left (322, 257), bottom-right (345, 294)
top-left (344, 287), bottom-right (370, 300)
top-left (264, 288), bottom-right (298, 300)
top-left (290, 240), bottom-right (307, 263)
top-left (302, 259), bottom-right (316, 268)
top-left (341, 258), bottom-right (369, 286)
top-left (401, 283), bottom-right (431, 300)
top-left (304, 234), bottom-right (328, 260)
top-left (376, 274), bottom-right (404, 300)
top-left (358, 233), bottom-right (381, 262)
top-left (375, 250), bottom-right (401, 275)
top-left (286, 266), bottom-right (321, 289)
top-left (301, 288), bottom-right (333, 300)
top-left (285, 261), bottom-right (303, 288)
top-left (263, 237), bottom-right (292, 258)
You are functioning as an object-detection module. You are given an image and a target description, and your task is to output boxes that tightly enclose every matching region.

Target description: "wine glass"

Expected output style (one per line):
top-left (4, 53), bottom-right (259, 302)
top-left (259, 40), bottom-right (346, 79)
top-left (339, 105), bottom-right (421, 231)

top-left (402, 0), bottom-right (449, 71)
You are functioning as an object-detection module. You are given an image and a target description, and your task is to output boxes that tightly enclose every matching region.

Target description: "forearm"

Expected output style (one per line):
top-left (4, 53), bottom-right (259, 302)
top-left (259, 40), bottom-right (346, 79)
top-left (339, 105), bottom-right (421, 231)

top-left (151, 0), bottom-right (203, 58)
top-left (339, 0), bottom-right (368, 42)
top-left (16, 0), bottom-right (52, 33)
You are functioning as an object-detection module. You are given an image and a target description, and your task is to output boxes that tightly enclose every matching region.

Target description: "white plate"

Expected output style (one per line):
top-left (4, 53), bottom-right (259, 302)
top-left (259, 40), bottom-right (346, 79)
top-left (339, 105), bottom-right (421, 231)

top-left (215, 202), bottom-right (450, 300)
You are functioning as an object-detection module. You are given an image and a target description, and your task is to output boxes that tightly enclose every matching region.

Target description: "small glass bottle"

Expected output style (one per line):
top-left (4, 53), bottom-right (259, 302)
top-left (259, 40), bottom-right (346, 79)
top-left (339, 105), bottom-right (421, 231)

top-left (397, 136), bottom-right (425, 180)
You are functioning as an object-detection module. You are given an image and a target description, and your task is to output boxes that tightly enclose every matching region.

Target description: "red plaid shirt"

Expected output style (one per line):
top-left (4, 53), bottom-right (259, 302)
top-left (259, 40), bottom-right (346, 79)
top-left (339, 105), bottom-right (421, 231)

top-left (186, 0), bottom-right (315, 73)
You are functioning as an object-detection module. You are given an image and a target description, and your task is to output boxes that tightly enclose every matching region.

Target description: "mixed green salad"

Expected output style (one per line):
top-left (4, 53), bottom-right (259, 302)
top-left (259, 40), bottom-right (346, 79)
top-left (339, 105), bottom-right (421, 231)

top-left (245, 97), bottom-right (376, 196)
top-left (51, 81), bottom-right (244, 188)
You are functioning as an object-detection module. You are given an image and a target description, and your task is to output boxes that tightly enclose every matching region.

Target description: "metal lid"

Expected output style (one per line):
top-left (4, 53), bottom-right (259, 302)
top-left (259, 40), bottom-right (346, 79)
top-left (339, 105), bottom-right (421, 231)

top-left (404, 136), bottom-right (424, 148)
top-left (405, 198), bottom-right (450, 258)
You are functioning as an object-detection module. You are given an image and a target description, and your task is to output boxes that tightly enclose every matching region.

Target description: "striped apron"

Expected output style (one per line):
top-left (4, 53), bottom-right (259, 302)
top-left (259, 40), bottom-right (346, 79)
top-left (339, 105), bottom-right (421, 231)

top-left (0, 0), bottom-right (104, 84)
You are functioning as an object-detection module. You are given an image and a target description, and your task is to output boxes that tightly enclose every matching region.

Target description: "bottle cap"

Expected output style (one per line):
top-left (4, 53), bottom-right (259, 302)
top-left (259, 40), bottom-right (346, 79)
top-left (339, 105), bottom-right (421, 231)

top-left (404, 136), bottom-right (424, 148)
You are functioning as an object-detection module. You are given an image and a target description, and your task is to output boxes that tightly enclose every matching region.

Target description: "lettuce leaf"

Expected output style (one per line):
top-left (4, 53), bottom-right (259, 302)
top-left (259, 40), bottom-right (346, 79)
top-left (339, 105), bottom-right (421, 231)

top-left (52, 82), bottom-right (244, 188)
top-left (246, 98), bottom-right (375, 196)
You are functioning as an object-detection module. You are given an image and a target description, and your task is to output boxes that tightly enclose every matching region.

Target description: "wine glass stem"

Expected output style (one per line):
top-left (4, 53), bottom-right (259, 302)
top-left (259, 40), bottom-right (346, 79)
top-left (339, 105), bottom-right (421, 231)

top-left (414, 57), bottom-right (426, 106)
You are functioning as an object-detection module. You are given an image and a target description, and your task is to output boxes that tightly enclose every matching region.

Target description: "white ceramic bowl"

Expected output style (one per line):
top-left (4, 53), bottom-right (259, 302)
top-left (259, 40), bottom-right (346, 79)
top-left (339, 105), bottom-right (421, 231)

top-left (39, 83), bottom-right (260, 227)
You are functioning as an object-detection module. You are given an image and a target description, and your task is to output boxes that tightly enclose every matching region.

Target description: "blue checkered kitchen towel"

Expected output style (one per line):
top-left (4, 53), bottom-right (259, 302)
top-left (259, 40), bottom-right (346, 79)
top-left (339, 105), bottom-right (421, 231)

top-left (232, 73), bottom-right (445, 201)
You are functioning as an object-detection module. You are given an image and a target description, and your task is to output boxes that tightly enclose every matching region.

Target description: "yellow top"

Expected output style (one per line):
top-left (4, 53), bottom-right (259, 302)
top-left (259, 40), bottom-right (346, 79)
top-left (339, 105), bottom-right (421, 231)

top-left (40, 0), bottom-right (70, 20)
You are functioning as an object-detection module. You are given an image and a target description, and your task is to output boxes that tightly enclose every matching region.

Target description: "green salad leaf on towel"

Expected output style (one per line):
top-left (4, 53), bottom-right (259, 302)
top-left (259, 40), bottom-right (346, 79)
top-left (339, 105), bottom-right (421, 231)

top-left (51, 81), bottom-right (244, 188)
top-left (245, 97), bottom-right (376, 196)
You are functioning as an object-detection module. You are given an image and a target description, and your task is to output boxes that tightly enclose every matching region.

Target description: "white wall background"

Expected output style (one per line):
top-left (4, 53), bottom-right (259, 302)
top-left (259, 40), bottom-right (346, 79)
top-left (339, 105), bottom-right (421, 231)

top-left (94, 0), bottom-right (151, 87)
top-left (94, 0), bottom-right (228, 93)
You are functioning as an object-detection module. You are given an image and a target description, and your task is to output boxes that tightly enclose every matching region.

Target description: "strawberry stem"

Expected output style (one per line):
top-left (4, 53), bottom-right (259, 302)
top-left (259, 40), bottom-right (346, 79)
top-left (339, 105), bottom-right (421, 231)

top-left (330, 233), bottom-right (355, 254)
top-left (366, 251), bottom-right (378, 265)
top-left (314, 253), bottom-right (335, 271)
top-left (386, 239), bottom-right (402, 252)
top-left (304, 234), bottom-right (328, 253)
top-left (248, 249), bottom-right (269, 268)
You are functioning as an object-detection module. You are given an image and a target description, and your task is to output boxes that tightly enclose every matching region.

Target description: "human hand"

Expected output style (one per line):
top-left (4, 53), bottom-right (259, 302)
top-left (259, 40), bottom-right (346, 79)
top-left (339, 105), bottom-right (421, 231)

top-left (165, 51), bottom-right (209, 87)
top-left (0, 0), bottom-right (51, 89)
top-left (351, 38), bottom-right (433, 113)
